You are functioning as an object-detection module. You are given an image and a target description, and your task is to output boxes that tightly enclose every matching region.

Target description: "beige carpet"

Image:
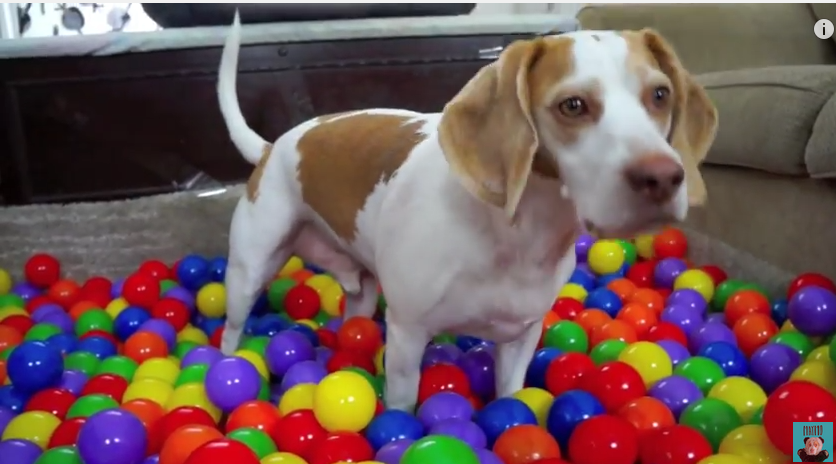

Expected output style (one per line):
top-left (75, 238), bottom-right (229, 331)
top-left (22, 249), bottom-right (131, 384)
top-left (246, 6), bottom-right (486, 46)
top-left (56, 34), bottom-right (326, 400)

top-left (0, 184), bottom-right (793, 296)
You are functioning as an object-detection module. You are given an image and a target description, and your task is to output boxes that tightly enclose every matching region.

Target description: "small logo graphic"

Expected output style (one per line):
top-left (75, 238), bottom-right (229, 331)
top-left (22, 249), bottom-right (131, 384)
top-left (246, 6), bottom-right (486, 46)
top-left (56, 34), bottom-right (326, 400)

top-left (794, 422), bottom-right (833, 462)
top-left (815, 19), bottom-right (834, 40)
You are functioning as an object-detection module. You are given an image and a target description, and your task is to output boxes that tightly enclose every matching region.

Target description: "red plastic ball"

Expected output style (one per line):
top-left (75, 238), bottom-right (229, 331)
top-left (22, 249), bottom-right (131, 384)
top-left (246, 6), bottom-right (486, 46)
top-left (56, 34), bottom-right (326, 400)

top-left (81, 276), bottom-right (113, 298)
top-left (544, 352), bottom-right (595, 397)
top-left (336, 317), bottom-right (384, 357)
top-left (763, 381), bottom-right (836, 455)
top-left (577, 361), bottom-right (646, 412)
top-left (1, 315), bottom-right (34, 336)
top-left (417, 363), bottom-right (472, 404)
top-left (567, 414), bottom-right (639, 464)
top-left (25, 295), bottom-right (55, 314)
top-left (25, 388), bottom-right (75, 420)
top-left (644, 321), bottom-right (688, 346)
top-left (552, 298), bottom-right (584, 320)
top-left (47, 279), bottom-right (82, 310)
top-left (732, 312), bottom-right (779, 357)
top-left (122, 399), bottom-right (166, 455)
top-left (270, 410), bottom-right (328, 460)
top-left (724, 289), bottom-right (770, 328)
top-left (787, 272), bottom-right (836, 299)
top-left (159, 407), bottom-right (218, 438)
top-left (138, 259), bottom-right (172, 281)
top-left (121, 273), bottom-right (161, 308)
top-left (307, 431), bottom-right (374, 464)
top-left (81, 374), bottom-right (129, 402)
top-left (316, 329), bottom-right (338, 350)
top-left (326, 349), bottom-right (376, 374)
top-left (283, 284), bottom-right (321, 320)
top-left (699, 265), bottom-right (728, 287)
top-left (24, 253), bottom-right (61, 289)
top-left (616, 396), bottom-right (675, 438)
top-left (151, 298), bottom-right (190, 332)
top-left (209, 326), bottom-right (223, 349)
top-left (184, 438), bottom-right (260, 464)
top-left (530, 460), bottom-right (571, 464)
top-left (493, 424), bottom-right (562, 464)
top-left (638, 424), bottom-right (712, 464)
top-left (225, 400), bottom-right (282, 436)
top-left (652, 227), bottom-right (688, 259)
top-left (48, 417), bottom-right (87, 448)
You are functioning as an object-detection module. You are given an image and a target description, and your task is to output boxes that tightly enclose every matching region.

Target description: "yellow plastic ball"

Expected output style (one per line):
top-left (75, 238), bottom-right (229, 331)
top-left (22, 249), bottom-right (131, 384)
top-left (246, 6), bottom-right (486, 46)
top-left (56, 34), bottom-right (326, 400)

top-left (166, 383), bottom-right (222, 423)
top-left (0, 306), bottom-right (27, 321)
top-left (134, 357), bottom-right (181, 385)
top-left (105, 297), bottom-right (130, 319)
top-left (261, 452), bottom-right (308, 464)
top-left (0, 268), bottom-right (11, 295)
top-left (708, 377), bottom-right (767, 422)
top-left (234, 349), bottom-right (270, 379)
top-left (122, 378), bottom-right (174, 407)
top-left (196, 283), bottom-right (226, 318)
top-left (718, 424), bottom-right (785, 464)
top-left (2, 411), bottom-right (61, 449)
top-left (320, 284), bottom-right (345, 317)
top-left (313, 370), bottom-right (377, 433)
top-left (696, 454), bottom-right (753, 464)
top-left (558, 283), bottom-right (588, 303)
top-left (279, 383), bottom-right (317, 415)
top-left (374, 346), bottom-right (385, 375)
top-left (278, 256), bottom-right (305, 278)
top-left (634, 234), bottom-right (655, 260)
top-left (780, 320), bottom-right (797, 333)
top-left (305, 274), bottom-right (337, 295)
top-left (790, 360), bottom-right (836, 395)
top-left (587, 239), bottom-right (625, 275)
top-left (807, 345), bottom-right (831, 363)
top-left (296, 319), bottom-right (319, 330)
top-left (673, 269), bottom-right (716, 303)
top-left (177, 324), bottom-right (209, 345)
top-left (617, 341), bottom-right (672, 388)
top-left (512, 387), bottom-right (554, 427)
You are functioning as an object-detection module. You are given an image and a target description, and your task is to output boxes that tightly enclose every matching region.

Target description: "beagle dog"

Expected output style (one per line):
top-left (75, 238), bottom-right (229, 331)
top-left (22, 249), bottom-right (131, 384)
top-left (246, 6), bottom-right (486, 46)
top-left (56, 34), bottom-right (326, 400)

top-left (799, 436), bottom-right (829, 462)
top-left (216, 13), bottom-right (718, 411)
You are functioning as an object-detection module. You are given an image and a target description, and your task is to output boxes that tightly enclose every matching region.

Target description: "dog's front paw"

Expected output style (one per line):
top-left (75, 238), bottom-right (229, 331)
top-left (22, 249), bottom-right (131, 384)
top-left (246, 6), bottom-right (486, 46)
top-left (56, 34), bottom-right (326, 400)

top-left (221, 325), bottom-right (243, 355)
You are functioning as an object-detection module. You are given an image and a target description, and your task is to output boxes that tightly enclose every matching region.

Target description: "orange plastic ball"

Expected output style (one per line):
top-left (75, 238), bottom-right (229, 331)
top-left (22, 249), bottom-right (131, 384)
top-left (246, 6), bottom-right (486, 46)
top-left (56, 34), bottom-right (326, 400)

top-left (590, 320), bottom-right (638, 347)
top-left (724, 289), bottom-right (770, 327)
top-left (122, 398), bottom-right (166, 454)
top-left (336, 317), bottom-right (384, 357)
top-left (493, 424), bottom-right (562, 464)
top-left (652, 227), bottom-right (688, 259)
top-left (225, 400), bottom-right (282, 437)
top-left (617, 396), bottom-right (675, 438)
top-left (69, 300), bottom-right (101, 321)
top-left (290, 269), bottom-right (315, 284)
top-left (628, 289), bottom-right (665, 316)
top-left (542, 311), bottom-right (561, 330)
top-left (0, 325), bottom-right (23, 351)
top-left (574, 309), bottom-right (612, 337)
top-left (124, 331), bottom-right (170, 364)
top-left (606, 278), bottom-right (637, 302)
top-left (47, 279), bottom-right (82, 309)
top-left (159, 424), bottom-right (224, 464)
top-left (616, 303), bottom-right (658, 339)
top-left (732, 312), bottom-right (779, 357)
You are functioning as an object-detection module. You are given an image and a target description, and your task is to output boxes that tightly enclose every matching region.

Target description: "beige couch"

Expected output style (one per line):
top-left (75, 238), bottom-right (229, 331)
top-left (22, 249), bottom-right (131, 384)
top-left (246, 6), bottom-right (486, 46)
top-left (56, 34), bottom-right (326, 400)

top-left (578, 4), bottom-right (836, 279)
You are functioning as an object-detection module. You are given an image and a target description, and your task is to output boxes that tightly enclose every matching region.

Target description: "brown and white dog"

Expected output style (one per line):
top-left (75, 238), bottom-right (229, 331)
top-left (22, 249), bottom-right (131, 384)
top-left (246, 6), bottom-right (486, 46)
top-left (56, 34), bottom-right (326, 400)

top-left (216, 13), bottom-right (718, 411)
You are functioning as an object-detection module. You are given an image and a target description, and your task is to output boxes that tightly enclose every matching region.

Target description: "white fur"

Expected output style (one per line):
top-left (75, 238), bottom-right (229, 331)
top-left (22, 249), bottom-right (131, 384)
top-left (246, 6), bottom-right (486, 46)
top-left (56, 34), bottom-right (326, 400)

top-left (217, 17), bottom-right (690, 411)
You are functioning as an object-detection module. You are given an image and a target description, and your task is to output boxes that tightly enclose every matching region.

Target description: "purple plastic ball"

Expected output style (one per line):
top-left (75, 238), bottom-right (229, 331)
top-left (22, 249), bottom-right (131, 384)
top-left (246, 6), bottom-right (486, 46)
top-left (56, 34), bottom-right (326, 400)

top-left (688, 321), bottom-right (736, 353)
top-left (315, 346), bottom-right (333, 366)
top-left (0, 406), bottom-right (14, 436)
top-left (788, 285), bottom-right (836, 336)
top-left (141, 456), bottom-right (160, 464)
top-left (706, 313), bottom-right (726, 325)
top-left (660, 304), bottom-right (704, 336)
top-left (204, 357), bottom-right (262, 413)
top-left (279, 360), bottom-right (327, 393)
top-left (575, 233), bottom-right (596, 262)
top-left (77, 409), bottom-right (147, 464)
top-left (416, 392), bottom-right (474, 429)
top-left (648, 375), bottom-right (703, 419)
top-left (11, 282), bottom-right (41, 301)
top-left (429, 418), bottom-right (488, 449)
top-left (30, 304), bottom-right (64, 323)
top-left (375, 438), bottom-right (415, 464)
top-left (656, 340), bottom-right (691, 367)
top-left (181, 346), bottom-right (224, 368)
top-left (667, 289), bottom-right (708, 316)
top-left (138, 319), bottom-right (177, 350)
top-left (59, 370), bottom-right (89, 396)
top-left (39, 311), bottom-right (74, 334)
top-left (0, 439), bottom-right (41, 464)
top-left (457, 346), bottom-right (495, 400)
top-left (421, 343), bottom-right (463, 370)
top-left (475, 448), bottom-right (505, 464)
top-left (749, 343), bottom-right (802, 393)
top-left (265, 331), bottom-right (315, 376)
top-left (111, 278), bottom-right (125, 299)
top-left (654, 258), bottom-right (688, 289)
top-left (324, 317), bottom-right (344, 332)
top-left (162, 286), bottom-right (195, 310)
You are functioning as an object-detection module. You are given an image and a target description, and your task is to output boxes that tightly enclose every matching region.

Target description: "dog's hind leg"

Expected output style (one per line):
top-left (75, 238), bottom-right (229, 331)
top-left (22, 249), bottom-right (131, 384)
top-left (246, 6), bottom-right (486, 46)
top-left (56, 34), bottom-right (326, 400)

top-left (222, 196), bottom-right (299, 354)
top-left (343, 273), bottom-right (379, 320)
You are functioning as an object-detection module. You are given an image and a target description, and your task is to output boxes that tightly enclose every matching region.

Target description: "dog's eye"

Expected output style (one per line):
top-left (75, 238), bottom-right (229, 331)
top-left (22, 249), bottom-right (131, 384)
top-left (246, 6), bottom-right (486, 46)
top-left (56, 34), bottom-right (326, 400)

top-left (652, 86), bottom-right (671, 105)
top-left (557, 97), bottom-right (588, 118)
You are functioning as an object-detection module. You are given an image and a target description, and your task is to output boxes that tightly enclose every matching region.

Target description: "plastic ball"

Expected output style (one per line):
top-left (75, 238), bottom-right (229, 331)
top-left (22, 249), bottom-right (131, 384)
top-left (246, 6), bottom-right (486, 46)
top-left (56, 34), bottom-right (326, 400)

top-left (284, 285), bottom-right (320, 320)
top-left (122, 273), bottom-right (161, 309)
top-left (225, 427), bottom-right (277, 460)
top-left (544, 352), bottom-right (595, 397)
top-left (567, 414), bottom-right (639, 464)
top-left (337, 317), bottom-right (384, 357)
top-left (415, 392), bottom-right (474, 429)
top-left (790, 360), bottom-right (836, 395)
top-left (204, 356), bottom-right (261, 413)
top-left (587, 240), bottom-right (626, 275)
top-left (313, 370), bottom-right (377, 433)
top-left (364, 409), bottom-right (424, 451)
top-left (638, 425), bottom-right (713, 464)
top-left (265, 331), bottom-right (316, 377)
top-left (707, 376), bottom-right (767, 423)
top-left (788, 284), bottom-right (836, 337)
top-left (474, 397), bottom-right (538, 447)
top-left (673, 356), bottom-right (726, 395)
top-left (787, 272), bottom-right (836, 299)
top-left (25, 253), bottom-right (61, 289)
top-left (717, 424), bottom-right (785, 464)
top-left (77, 409), bottom-right (148, 464)
top-left (511, 388), bottom-right (553, 427)
top-left (260, 452), bottom-right (307, 464)
top-left (7, 340), bottom-right (64, 393)
top-left (698, 341), bottom-right (748, 377)
top-left (278, 383), bottom-right (316, 415)
top-left (617, 341), bottom-right (672, 388)
top-left (159, 424), bottom-right (223, 464)
top-left (493, 424), bottom-right (561, 464)
top-left (679, 398), bottom-right (743, 452)
top-left (183, 438), bottom-right (260, 464)
top-left (577, 361), bottom-right (646, 412)
top-left (546, 390), bottom-right (604, 448)
top-left (196, 283), bottom-right (226, 318)
top-left (673, 269), bottom-right (715, 303)
top-left (2, 410), bottom-right (61, 449)
top-left (399, 435), bottom-right (480, 464)
top-left (165, 383), bottom-right (222, 424)
top-left (417, 363), bottom-right (471, 404)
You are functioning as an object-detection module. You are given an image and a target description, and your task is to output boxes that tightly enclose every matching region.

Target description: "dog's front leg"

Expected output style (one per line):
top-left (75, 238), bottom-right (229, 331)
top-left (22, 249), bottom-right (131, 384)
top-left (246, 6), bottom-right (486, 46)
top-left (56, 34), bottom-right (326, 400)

top-left (384, 318), bottom-right (430, 412)
top-left (494, 322), bottom-right (541, 398)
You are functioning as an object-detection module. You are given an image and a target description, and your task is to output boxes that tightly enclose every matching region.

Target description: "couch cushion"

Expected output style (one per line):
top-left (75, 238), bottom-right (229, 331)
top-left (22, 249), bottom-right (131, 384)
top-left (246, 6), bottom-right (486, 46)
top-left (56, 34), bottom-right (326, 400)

top-left (696, 65), bottom-right (836, 176)
top-left (808, 93), bottom-right (836, 178)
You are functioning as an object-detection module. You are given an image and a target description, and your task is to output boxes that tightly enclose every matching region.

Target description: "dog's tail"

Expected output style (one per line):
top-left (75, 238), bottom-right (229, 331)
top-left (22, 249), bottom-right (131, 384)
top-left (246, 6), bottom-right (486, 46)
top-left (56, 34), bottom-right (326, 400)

top-left (217, 10), bottom-right (268, 165)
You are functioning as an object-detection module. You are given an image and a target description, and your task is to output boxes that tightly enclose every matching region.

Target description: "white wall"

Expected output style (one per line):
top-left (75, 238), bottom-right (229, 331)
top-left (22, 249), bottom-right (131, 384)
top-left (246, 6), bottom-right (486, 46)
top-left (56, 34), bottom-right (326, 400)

top-left (471, 3), bottom-right (587, 17)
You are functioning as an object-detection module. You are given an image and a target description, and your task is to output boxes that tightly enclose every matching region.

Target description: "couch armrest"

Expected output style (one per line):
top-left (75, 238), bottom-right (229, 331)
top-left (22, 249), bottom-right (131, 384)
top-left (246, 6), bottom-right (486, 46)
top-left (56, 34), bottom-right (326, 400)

top-left (577, 4), bottom-right (836, 74)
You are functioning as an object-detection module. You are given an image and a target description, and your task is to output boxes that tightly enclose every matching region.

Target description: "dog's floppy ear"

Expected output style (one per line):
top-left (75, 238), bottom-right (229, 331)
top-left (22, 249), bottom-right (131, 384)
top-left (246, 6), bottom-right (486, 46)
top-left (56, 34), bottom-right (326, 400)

top-left (438, 38), bottom-right (544, 221)
top-left (820, 437), bottom-right (825, 444)
top-left (640, 28), bottom-right (718, 207)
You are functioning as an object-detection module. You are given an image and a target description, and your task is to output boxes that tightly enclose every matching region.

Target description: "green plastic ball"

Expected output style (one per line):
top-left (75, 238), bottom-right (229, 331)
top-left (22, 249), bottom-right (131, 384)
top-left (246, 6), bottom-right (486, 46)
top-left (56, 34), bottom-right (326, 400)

top-left (589, 339), bottom-right (628, 365)
top-left (617, 239), bottom-right (638, 266)
top-left (240, 336), bottom-right (270, 357)
top-left (66, 394), bottom-right (120, 419)
top-left (400, 435), bottom-right (480, 464)
top-left (159, 279), bottom-right (178, 294)
top-left (25, 323), bottom-right (62, 341)
top-left (542, 320), bottom-right (589, 353)
top-left (0, 346), bottom-right (14, 361)
top-left (771, 331), bottom-right (815, 360)
top-left (175, 363), bottom-right (210, 387)
top-left (829, 334), bottom-right (836, 365)
top-left (0, 294), bottom-right (25, 309)
top-left (748, 405), bottom-right (764, 425)
top-left (312, 311), bottom-right (331, 327)
top-left (258, 380), bottom-right (270, 401)
top-left (267, 278), bottom-right (297, 311)
top-left (34, 446), bottom-right (83, 464)
top-left (75, 309), bottom-right (113, 337)
top-left (343, 366), bottom-right (383, 398)
top-left (679, 398), bottom-right (743, 451)
top-left (227, 427), bottom-right (277, 459)
top-left (174, 341), bottom-right (199, 359)
top-left (64, 351), bottom-right (100, 376)
top-left (673, 356), bottom-right (726, 395)
top-left (96, 355), bottom-right (138, 382)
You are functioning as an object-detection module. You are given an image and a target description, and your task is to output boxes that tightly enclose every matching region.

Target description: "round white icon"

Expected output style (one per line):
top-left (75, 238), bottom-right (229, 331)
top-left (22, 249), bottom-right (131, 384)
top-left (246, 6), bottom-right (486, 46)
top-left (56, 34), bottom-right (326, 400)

top-left (814, 19), bottom-right (834, 40)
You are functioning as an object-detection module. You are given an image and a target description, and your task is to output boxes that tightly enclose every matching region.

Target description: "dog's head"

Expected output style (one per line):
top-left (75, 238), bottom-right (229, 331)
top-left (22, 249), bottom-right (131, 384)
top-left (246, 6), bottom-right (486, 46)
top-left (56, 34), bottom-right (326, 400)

top-left (805, 436), bottom-right (825, 456)
top-left (438, 29), bottom-right (718, 237)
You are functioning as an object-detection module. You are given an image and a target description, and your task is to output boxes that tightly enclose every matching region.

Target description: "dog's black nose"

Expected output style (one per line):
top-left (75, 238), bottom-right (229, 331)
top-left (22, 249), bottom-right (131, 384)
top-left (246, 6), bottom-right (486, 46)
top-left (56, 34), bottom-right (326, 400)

top-left (624, 155), bottom-right (685, 204)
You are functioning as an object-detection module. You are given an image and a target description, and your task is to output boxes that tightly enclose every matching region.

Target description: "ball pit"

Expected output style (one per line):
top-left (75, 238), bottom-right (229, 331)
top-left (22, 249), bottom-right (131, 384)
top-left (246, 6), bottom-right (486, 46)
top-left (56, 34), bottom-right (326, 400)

top-left (0, 229), bottom-right (834, 464)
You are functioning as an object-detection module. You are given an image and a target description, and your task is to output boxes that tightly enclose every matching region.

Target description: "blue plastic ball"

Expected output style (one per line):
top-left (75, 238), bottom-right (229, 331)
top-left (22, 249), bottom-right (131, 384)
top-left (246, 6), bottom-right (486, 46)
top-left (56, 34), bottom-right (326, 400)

top-left (198, 317), bottom-right (225, 336)
top-left (474, 397), bottom-right (538, 447)
top-left (176, 255), bottom-right (210, 292)
top-left (698, 341), bottom-right (749, 377)
top-left (75, 336), bottom-right (118, 359)
top-left (113, 306), bottom-right (152, 341)
top-left (46, 333), bottom-right (78, 355)
top-left (0, 385), bottom-right (28, 413)
top-left (208, 257), bottom-right (227, 283)
top-left (7, 340), bottom-right (64, 393)
top-left (288, 324), bottom-right (319, 347)
top-left (304, 263), bottom-right (327, 274)
top-left (596, 274), bottom-right (622, 287)
top-left (569, 269), bottom-right (597, 291)
top-left (525, 347), bottom-right (562, 389)
top-left (364, 409), bottom-right (425, 451)
top-left (546, 389), bottom-right (605, 448)
top-left (455, 335), bottom-right (484, 353)
top-left (252, 314), bottom-right (292, 338)
top-left (584, 287), bottom-right (623, 317)
top-left (771, 298), bottom-right (789, 327)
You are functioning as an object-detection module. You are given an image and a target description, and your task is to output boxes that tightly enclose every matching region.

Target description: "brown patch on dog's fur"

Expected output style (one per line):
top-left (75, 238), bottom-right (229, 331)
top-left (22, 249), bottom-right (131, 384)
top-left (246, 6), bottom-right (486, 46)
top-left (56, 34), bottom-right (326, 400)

top-left (246, 143), bottom-right (274, 202)
top-left (297, 113), bottom-right (427, 241)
